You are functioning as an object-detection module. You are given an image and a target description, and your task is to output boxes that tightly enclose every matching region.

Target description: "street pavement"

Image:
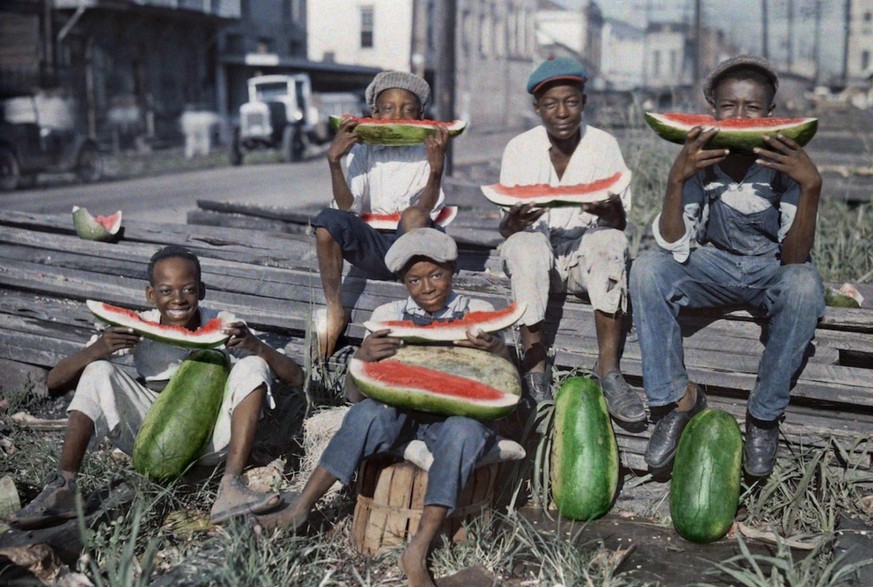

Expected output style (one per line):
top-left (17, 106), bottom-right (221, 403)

top-left (0, 128), bottom-right (521, 224)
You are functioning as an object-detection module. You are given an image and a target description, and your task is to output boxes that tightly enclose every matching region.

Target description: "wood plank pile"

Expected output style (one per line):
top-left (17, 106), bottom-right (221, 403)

top-left (1, 208), bottom-right (872, 472)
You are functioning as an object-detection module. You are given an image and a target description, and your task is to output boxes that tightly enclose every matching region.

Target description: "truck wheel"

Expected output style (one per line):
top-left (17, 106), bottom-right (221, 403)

top-left (282, 126), bottom-right (303, 163)
top-left (76, 144), bottom-right (103, 183)
top-left (229, 129), bottom-right (243, 166)
top-left (0, 147), bottom-right (21, 191)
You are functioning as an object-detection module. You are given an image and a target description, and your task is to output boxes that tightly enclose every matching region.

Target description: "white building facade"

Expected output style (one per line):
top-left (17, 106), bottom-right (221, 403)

top-left (847, 0), bottom-right (873, 80)
top-left (600, 17), bottom-right (645, 90)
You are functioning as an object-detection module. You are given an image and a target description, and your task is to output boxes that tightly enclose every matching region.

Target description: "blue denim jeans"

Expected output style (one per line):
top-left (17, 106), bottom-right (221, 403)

top-left (318, 399), bottom-right (495, 509)
top-left (630, 246), bottom-right (824, 421)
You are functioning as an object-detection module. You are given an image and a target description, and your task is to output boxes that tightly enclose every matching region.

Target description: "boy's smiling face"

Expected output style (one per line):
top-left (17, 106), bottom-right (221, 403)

top-left (401, 258), bottom-right (454, 314)
top-left (534, 83), bottom-right (587, 141)
top-left (711, 77), bottom-right (775, 121)
top-left (146, 256), bottom-right (204, 329)
top-left (372, 88), bottom-right (422, 120)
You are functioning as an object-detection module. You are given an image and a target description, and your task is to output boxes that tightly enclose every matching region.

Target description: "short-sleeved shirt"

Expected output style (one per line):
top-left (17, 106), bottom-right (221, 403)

top-left (499, 124), bottom-right (632, 242)
top-left (653, 164), bottom-right (800, 263)
top-left (87, 307), bottom-right (249, 382)
top-left (368, 292), bottom-right (502, 341)
top-left (333, 143), bottom-right (446, 217)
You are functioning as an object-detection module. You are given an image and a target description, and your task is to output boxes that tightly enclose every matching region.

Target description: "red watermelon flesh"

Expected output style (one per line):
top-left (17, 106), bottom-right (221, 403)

top-left (363, 302), bottom-right (526, 342)
top-left (360, 206), bottom-right (458, 230)
top-left (659, 113), bottom-right (810, 129)
top-left (360, 360), bottom-right (505, 401)
top-left (333, 115), bottom-right (461, 128)
top-left (481, 170), bottom-right (631, 208)
top-left (86, 300), bottom-right (231, 348)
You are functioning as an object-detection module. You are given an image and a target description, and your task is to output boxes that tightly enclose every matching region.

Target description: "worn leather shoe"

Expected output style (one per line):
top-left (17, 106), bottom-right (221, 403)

top-left (644, 384), bottom-right (707, 469)
top-left (523, 371), bottom-right (552, 403)
top-left (744, 416), bottom-right (780, 476)
top-left (598, 369), bottom-right (647, 423)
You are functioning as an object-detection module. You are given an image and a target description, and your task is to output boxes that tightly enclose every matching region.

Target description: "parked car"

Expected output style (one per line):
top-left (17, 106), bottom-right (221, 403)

top-left (0, 93), bottom-right (103, 191)
top-left (229, 74), bottom-right (364, 165)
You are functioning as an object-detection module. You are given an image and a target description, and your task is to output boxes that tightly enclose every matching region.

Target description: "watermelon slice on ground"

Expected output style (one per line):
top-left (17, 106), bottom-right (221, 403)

top-left (480, 170), bottom-right (631, 208)
top-left (364, 302), bottom-right (525, 342)
top-left (86, 300), bottom-right (231, 348)
top-left (644, 112), bottom-right (818, 154)
top-left (72, 206), bottom-right (122, 241)
top-left (329, 115), bottom-right (467, 146)
top-left (360, 206), bottom-right (458, 231)
top-left (348, 346), bottom-right (521, 421)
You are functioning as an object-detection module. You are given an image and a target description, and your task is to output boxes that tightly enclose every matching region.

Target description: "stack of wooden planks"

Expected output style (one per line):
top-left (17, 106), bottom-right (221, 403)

top-left (1, 208), bottom-right (871, 472)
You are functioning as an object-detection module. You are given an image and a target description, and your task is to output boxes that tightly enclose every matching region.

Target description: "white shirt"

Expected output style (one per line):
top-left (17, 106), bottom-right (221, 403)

top-left (335, 143), bottom-right (446, 216)
top-left (499, 124), bottom-right (632, 241)
top-left (87, 307), bottom-right (246, 382)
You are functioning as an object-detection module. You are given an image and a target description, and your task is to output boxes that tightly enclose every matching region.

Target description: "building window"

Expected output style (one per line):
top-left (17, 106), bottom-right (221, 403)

top-left (288, 38), bottom-right (304, 57)
top-left (480, 12), bottom-right (491, 56)
top-left (865, 11), bottom-right (872, 22)
top-left (257, 37), bottom-right (274, 54)
top-left (653, 50), bottom-right (661, 77)
top-left (361, 5), bottom-right (374, 49)
top-left (225, 33), bottom-right (244, 54)
top-left (670, 49), bottom-right (677, 74)
top-left (863, 50), bottom-right (871, 71)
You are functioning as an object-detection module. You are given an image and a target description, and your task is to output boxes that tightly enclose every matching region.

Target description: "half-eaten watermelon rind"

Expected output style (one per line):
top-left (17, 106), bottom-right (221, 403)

top-left (86, 300), bottom-right (231, 348)
top-left (480, 170), bottom-right (631, 208)
top-left (72, 206), bottom-right (122, 241)
top-left (644, 112), bottom-right (818, 155)
top-left (363, 302), bottom-right (526, 342)
top-left (360, 206), bottom-right (458, 231)
top-left (329, 115), bottom-right (467, 146)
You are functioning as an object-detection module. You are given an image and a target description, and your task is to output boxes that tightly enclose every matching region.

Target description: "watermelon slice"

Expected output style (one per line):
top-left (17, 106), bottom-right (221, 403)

top-left (348, 346), bottom-right (521, 421)
top-left (480, 170), bottom-right (631, 208)
top-left (364, 302), bottom-right (525, 342)
top-left (86, 300), bottom-right (232, 348)
top-left (644, 112), bottom-right (818, 154)
top-left (72, 206), bottom-right (122, 241)
top-left (360, 206), bottom-right (458, 231)
top-left (329, 115), bottom-right (467, 146)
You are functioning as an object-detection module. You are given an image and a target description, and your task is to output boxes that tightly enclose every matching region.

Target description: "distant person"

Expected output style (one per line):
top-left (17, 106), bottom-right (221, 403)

top-left (495, 57), bottom-right (645, 422)
top-left (9, 246), bottom-right (304, 528)
top-left (267, 228), bottom-right (518, 587)
top-left (630, 56), bottom-right (824, 476)
top-left (311, 71), bottom-right (449, 359)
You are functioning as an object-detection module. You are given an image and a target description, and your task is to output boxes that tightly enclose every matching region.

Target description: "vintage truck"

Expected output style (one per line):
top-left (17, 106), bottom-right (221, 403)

top-left (229, 74), bottom-right (364, 165)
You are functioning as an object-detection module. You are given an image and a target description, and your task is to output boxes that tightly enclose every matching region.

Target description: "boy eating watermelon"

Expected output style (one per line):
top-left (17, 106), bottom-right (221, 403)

top-left (496, 57), bottom-right (645, 423)
top-left (311, 70), bottom-right (450, 360)
top-left (630, 56), bottom-right (824, 476)
top-left (9, 245), bottom-right (304, 528)
top-left (261, 228), bottom-right (520, 587)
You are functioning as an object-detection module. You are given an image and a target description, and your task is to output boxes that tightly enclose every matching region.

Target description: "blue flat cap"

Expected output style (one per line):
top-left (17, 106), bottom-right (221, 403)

top-left (527, 57), bottom-right (589, 94)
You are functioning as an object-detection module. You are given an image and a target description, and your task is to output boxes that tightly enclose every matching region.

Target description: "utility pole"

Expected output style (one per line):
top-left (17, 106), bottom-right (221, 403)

top-left (43, 0), bottom-right (55, 84)
top-left (435, 0), bottom-right (456, 176)
top-left (693, 0), bottom-right (702, 88)
top-left (410, 0), bottom-right (426, 77)
top-left (843, 0), bottom-right (852, 83)
top-left (761, 0), bottom-right (769, 60)
top-left (786, 0), bottom-right (793, 72)
top-left (813, 0), bottom-right (822, 83)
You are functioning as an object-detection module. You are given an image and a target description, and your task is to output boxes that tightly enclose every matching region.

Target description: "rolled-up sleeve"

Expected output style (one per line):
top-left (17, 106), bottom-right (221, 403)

top-left (652, 174), bottom-right (706, 263)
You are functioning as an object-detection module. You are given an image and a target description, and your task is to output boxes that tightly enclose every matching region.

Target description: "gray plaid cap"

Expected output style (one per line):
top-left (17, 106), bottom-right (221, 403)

top-left (384, 227), bottom-right (457, 273)
top-left (365, 71), bottom-right (431, 113)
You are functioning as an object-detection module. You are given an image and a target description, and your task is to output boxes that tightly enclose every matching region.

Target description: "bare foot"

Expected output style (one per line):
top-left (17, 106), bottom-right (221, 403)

top-left (318, 306), bottom-right (348, 358)
top-left (210, 475), bottom-right (281, 524)
top-left (398, 547), bottom-right (436, 587)
top-left (252, 492), bottom-right (308, 533)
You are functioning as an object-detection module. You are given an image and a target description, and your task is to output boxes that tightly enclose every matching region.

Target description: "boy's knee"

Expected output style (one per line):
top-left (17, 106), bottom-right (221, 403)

top-left (775, 264), bottom-right (824, 313)
top-left (400, 206), bottom-right (429, 229)
top-left (226, 355), bottom-right (271, 391)
top-left (629, 251), bottom-right (671, 294)
top-left (440, 416), bottom-right (489, 446)
top-left (585, 227), bottom-right (629, 253)
top-left (79, 360), bottom-right (119, 384)
top-left (345, 399), bottom-right (398, 431)
top-left (501, 231), bottom-right (550, 265)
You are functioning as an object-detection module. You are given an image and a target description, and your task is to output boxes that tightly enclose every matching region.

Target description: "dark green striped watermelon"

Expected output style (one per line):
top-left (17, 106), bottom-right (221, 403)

top-left (328, 115), bottom-right (467, 146)
top-left (669, 409), bottom-right (743, 543)
top-left (133, 349), bottom-right (229, 481)
top-left (550, 377), bottom-right (619, 521)
top-left (645, 112), bottom-right (818, 155)
top-left (348, 346), bottom-right (520, 421)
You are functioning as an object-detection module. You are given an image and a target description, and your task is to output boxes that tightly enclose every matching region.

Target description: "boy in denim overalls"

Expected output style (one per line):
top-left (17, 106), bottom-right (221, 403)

top-left (630, 56), bottom-right (824, 477)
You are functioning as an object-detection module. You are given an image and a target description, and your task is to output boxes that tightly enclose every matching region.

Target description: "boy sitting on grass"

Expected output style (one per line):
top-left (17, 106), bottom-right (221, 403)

top-left (630, 56), bottom-right (824, 476)
top-left (311, 70), bottom-right (450, 359)
top-left (9, 245), bottom-right (304, 528)
top-left (265, 228), bottom-right (516, 587)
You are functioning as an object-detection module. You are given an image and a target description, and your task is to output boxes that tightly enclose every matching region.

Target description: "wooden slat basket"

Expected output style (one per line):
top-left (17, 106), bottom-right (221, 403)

top-left (352, 455), bottom-right (499, 556)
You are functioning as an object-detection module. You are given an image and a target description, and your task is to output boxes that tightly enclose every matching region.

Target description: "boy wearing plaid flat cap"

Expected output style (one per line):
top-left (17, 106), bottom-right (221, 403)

top-left (311, 71), bottom-right (450, 359)
top-left (495, 57), bottom-right (645, 423)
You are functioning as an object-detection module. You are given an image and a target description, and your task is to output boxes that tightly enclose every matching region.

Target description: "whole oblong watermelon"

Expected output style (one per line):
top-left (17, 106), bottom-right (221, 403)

top-left (669, 409), bottom-right (743, 543)
top-left (550, 377), bottom-right (619, 521)
top-left (133, 349), bottom-right (230, 481)
top-left (348, 346), bottom-right (520, 421)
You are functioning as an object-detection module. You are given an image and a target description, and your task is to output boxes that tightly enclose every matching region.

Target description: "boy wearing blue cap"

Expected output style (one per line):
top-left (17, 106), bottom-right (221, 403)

top-left (630, 56), bottom-right (824, 476)
top-left (311, 71), bottom-right (450, 359)
top-left (496, 57), bottom-right (645, 423)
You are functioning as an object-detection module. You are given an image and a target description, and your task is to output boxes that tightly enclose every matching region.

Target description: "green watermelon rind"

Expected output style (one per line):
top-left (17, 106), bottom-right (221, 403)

top-left (132, 349), bottom-right (230, 481)
top-left (363, 302), bottom-right (526, 342)
top-left (550, 377), bottom-right (619, 521)
top-left (480, 169), bottom-right (632, 208)
top-left (329, 115), bottom-right (467, 146)
top-left (86, 300), bottom-right (231, 349)
top-left (669, 408), bottom-right (743, 544)
top-left (72, 206), bottom-right (122, 241)
top-left (348, 346), bottom-right (521, 422)
top-left (644, 112), bottom-right (818, 155)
